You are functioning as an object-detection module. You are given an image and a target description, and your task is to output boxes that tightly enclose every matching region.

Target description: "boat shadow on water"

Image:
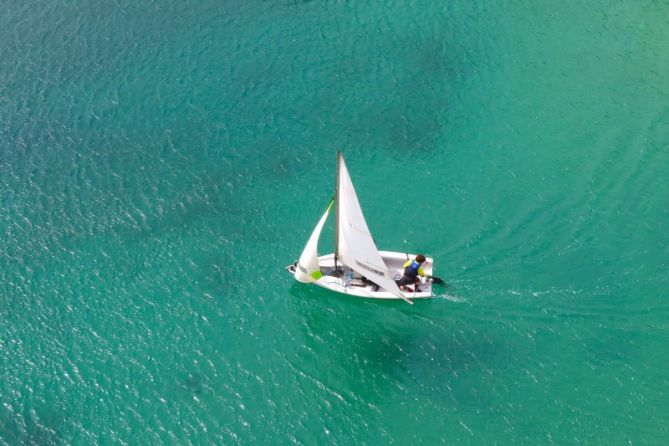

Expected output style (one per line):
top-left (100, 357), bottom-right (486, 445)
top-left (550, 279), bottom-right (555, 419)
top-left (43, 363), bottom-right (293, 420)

top-left (288, 282), bottom-right (510, 408)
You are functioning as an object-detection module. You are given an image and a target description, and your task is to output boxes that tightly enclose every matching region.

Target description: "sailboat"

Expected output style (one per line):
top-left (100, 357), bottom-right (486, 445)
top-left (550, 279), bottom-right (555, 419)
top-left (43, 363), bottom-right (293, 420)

top-left (286, 152), bottom-right (435, 303)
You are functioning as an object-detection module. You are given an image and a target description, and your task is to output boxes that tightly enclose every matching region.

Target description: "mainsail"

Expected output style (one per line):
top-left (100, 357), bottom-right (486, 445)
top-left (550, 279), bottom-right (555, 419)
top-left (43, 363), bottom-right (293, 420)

top-left (294, 198), bottom-right (333, 283)
top-left (335, 153), bottom-right (405, 298)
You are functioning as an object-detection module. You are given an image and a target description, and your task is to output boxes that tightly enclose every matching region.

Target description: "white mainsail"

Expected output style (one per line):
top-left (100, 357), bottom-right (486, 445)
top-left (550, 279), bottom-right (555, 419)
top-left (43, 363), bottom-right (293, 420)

top-left (294, 199), bottom-right (333, 283)
top-left (335, 153), bottom-right (405, 299)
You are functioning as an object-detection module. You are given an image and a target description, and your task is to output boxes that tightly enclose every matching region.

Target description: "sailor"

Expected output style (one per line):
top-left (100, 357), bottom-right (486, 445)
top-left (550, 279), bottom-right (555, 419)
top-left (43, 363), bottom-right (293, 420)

top-left (396, 254), bottom-right (427, 290)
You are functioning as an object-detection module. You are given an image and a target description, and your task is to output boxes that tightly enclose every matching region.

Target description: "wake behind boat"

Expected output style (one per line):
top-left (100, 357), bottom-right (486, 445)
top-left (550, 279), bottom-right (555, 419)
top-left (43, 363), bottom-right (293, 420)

top-left (286, 152), bottom-right (438, 304)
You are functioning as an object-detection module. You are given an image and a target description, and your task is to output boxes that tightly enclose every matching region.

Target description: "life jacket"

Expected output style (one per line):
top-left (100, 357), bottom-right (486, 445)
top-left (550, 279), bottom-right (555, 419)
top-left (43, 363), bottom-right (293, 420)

top-left (404, 260), bottom-right (421, 279)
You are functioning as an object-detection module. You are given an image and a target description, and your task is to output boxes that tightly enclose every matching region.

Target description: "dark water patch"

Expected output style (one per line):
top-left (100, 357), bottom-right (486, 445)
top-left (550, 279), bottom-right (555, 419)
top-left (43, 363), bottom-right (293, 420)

top-left (0, 404), bottom-right (67, 446)
top-left (291, 292), bottom-right (517, 413)
top-left (581, 327), bottom-right (646, 368)
top-left (0, 132), bottom-right (286, 301)
top-left (175, 372), bottom-right (211, 398)
top-left (367, 21), bottom-right (473, 158)
top-left (0, 1), bottom-right (242, 98)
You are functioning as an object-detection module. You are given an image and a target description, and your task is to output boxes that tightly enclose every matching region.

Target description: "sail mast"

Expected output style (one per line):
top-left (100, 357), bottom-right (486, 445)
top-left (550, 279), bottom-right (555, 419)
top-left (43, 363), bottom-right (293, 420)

top-left (334, 151), bottom-right (341, 271)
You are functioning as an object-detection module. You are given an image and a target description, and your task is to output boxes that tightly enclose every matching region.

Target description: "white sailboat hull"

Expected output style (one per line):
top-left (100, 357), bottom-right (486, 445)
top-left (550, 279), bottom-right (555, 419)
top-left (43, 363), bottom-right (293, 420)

top-left (288, 251), bottom-right (434, 300)
top-left (288, 152), bottom-right (439, 303)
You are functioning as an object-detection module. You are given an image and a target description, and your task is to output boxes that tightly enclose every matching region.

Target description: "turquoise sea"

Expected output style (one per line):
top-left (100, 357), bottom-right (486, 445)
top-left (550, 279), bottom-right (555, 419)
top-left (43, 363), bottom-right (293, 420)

top-left (2, 1), bottom-right (668, 444)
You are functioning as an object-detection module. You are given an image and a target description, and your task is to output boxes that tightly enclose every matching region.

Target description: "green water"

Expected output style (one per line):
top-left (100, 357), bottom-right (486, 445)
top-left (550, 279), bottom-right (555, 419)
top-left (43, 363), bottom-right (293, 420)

top-left (1, 1), bottom-right (668, 444)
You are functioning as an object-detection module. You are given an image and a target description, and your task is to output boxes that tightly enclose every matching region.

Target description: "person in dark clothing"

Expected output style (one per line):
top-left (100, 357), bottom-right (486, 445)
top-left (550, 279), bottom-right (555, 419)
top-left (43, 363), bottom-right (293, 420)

top-left (396, 254), bottom-right (427, 290)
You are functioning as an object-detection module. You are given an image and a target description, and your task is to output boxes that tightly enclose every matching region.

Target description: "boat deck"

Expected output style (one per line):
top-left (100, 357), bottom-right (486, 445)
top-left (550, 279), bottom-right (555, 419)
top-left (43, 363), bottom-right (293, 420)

top-left (313, 251), bottom-right (434, 299)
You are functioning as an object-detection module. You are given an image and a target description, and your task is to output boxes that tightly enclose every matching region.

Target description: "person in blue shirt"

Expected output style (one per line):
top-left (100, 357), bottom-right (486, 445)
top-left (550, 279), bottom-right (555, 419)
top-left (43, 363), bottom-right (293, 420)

top-left (396, 254), bottom-right (427, 290)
